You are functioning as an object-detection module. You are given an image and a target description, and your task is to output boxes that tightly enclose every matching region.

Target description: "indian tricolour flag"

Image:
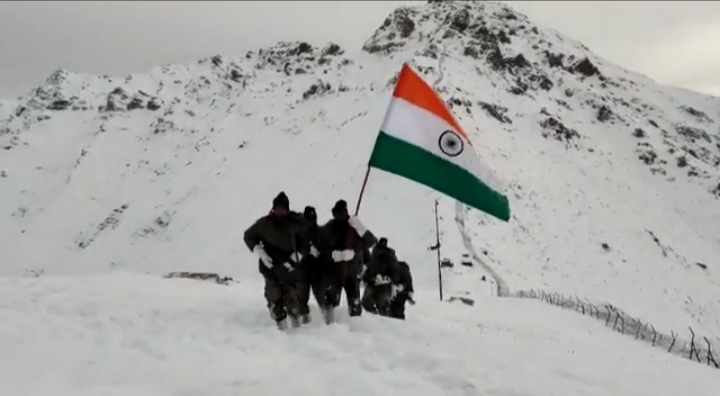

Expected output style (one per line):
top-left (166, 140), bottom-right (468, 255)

top-left (367, 63), bottom-right (511, 221)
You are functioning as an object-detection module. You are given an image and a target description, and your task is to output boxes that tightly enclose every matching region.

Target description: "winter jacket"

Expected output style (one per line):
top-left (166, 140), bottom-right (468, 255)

top-left (363, 245), bottom-right (401, 285)
top-left (243, 212), bottom-right (311, 279)
top-left (395, 261), bottom-right (414, 295)
top-left (317, 218), bottom-right (377, 279)
top-left (301, 222), bottom-right (327, 282)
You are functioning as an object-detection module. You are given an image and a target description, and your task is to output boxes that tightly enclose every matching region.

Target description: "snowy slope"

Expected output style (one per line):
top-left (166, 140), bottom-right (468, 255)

top-left (2, 273), bottom-right (719, 395)
top-left (1, 0), bottom-right (720, 345)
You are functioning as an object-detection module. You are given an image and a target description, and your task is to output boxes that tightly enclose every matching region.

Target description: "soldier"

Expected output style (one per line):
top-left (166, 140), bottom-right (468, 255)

top-left (296, 205), bottom-right (323, 324)
top-left (361, 237), bottom-right (400, 316)
top-left (243, 192), bottom-right (310, 330)
top-left (317, 199), bottom-right (377, 323)
top-left (389, 260), bottom-right (415, 320)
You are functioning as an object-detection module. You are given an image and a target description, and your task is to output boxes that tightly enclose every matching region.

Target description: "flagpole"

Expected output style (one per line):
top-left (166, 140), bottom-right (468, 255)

top-left (354, 166), bottom-right (371, 216)
top-left (434, 198), bottom-right (443, 301)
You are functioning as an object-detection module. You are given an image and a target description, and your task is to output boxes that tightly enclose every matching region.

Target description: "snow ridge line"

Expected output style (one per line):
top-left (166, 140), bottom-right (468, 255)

top-left (453, 201), bottom-right (509, 297)
top-left (509, 289), bottom-right (720, 370)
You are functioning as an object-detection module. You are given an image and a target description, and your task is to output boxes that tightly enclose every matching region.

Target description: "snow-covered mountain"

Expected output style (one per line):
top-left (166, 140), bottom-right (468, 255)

top-left (2, 0), bottom-right (719, 348)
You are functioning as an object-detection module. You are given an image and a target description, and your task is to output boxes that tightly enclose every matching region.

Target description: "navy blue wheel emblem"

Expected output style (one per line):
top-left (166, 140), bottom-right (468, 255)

top-left (438, 130), bottom-right (464, 157)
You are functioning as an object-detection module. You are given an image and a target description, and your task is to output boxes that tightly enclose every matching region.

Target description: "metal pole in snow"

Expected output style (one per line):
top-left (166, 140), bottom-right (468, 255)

top-left (434, 198), bottom-right (443, 301)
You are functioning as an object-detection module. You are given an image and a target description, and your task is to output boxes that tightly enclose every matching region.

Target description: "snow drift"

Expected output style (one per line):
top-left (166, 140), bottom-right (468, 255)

top-left (2, 273), bottom-right (719, 395)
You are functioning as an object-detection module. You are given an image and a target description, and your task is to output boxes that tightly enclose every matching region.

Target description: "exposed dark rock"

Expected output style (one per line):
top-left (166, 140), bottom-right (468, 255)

top-left (440, 258), bottom-right (454, 268)
top-left (535, 75), bottom-right (553, 91)
top-left (507, 54), bottom-right (529, 68)
top-left (633, 128), bottom-right (646, 138)
top-left (601, 243), bottom-right (611, 252)
top-left (544, 51), bottom-right (565, 68)
top-left (302, 81), bottom-right (332, 100)
top-left (463, 46), bottom-right (479, 59)
top-left (486, 48), bottom-right (506, 71)
top-left (497, 30), bottom-right (511, 44)
top-left (127, 97), bottom-right (144, 111)
top-left (230, 69), bottom-right (243, 82)
top-left (146, 98), bottom-right (161, 111)
top-left (48, 100), bottom-right (71, 111)
top-left (712, 183), bottom-right (720, 198)
top-left (448, 296), bottom-right (475, 306)
top-left (322, 43), bottom-right (343, 56)
top-left (540, 116), bottom-right (580, 143)
top-left (596, 105), bottom-right (614, 122)
top-left (571, 57), bottom-right (600, 77)
top-left (289, 42), bottom-right (313, 56)
top-left (696, 262), bottom-right (708, 270)
top-left (676, 125), bottom-right (711, 143)
top-left (508, 78), bottom-right (528, 95)
top-left (679, 106), bottom-right (712, 123)
top-left (478, 101), bottom-right (512, 124)
top-left (450, 9), bottom-right (470, 32)
top-left (397, 12), bottom-right (416, 38)
top-left (363, 42), bottom-right (404, 55)
top-left (638, 149), bottom-right (657, 165)
top-left (165, 272), bottom-right (234, 285)
top-left (677, 156), bottom-right (688, 168)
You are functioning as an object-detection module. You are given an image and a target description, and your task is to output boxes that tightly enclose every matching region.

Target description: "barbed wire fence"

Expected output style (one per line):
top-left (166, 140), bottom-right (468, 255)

top-left (508, 289), bottom-right (719, 370)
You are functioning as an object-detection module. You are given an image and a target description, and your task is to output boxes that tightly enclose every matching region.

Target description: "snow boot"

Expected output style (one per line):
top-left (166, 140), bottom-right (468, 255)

top-left (349, 298), bottom-right (362, 317)
top-left (276, 318), bottom-right (289, 331)
top-left (289, 314), bottom-right (301, 329)
top-left (300, 313), bottom-right (311, 325)
top-left (322, 306), bottom-right (335, 325)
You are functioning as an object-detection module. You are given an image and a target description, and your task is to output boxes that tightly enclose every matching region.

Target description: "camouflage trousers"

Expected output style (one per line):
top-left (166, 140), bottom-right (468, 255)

top-left (361, 283), bottom-right (392, 316)
top-left (264, 276), bottom-right (299, 322)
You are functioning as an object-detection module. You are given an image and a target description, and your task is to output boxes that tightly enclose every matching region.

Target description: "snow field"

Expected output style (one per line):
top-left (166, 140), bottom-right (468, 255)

top-left (1, 272), bottom-right (719, 396)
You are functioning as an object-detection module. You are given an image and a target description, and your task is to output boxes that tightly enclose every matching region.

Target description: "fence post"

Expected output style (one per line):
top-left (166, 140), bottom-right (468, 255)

top-left (669, 331), bottom-right (677, 352)
top-left (704, 337), bottom-right (719, 368)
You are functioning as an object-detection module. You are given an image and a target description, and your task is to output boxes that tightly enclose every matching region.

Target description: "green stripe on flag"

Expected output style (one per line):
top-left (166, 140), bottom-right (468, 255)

top-left (368, 131), bottom-right (511, 221)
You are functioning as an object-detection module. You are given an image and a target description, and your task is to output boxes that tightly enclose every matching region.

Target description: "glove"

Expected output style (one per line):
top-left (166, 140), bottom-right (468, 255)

top-left (290, 252), bottom-right (303, 264)
top-left (348, 216), bottom-right (368, 237)
top-left (310, 244), bottom-right (320, 258)
top-left (253, 245), bottom-right (273, 269)
top-left (390, 284), bottom-right (400, 300)
top-left (375, 274), bottom-right (392, 285)
top-left (408, 292), bottom-right (415, 305)
top-left (332, 249), bottom-right (355, 262)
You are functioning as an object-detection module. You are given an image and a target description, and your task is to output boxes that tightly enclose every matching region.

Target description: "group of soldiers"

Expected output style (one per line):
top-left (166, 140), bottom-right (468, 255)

top-left (243, 192), bottom-right (415, 329)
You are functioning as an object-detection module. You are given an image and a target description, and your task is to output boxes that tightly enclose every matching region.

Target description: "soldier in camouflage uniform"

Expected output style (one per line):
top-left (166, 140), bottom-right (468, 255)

top-left (317, 199), bottom-right (378, 322)
top-left (296, 205), bottom-right (324, 324)
top-left (389, 260), bottom-right (415, 320)
top-left (361, 237), bottom-right (400, 316)
top-left (243, 192), bottom-right (311, 330)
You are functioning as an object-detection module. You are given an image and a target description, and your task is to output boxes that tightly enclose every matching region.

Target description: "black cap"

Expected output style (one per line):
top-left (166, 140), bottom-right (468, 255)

top-left (303, 206), bottom-right (316, 219)
top-left (378, 237), bottom-right (388, 247)
top-left (332, 199), bottom-right (348, 215)
top-left (272, 192), bottom-right (289, 209)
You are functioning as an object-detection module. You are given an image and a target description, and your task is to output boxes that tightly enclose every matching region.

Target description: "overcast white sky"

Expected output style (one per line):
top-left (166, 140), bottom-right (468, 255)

top-left (1, 1), bottom-right (719, 99)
